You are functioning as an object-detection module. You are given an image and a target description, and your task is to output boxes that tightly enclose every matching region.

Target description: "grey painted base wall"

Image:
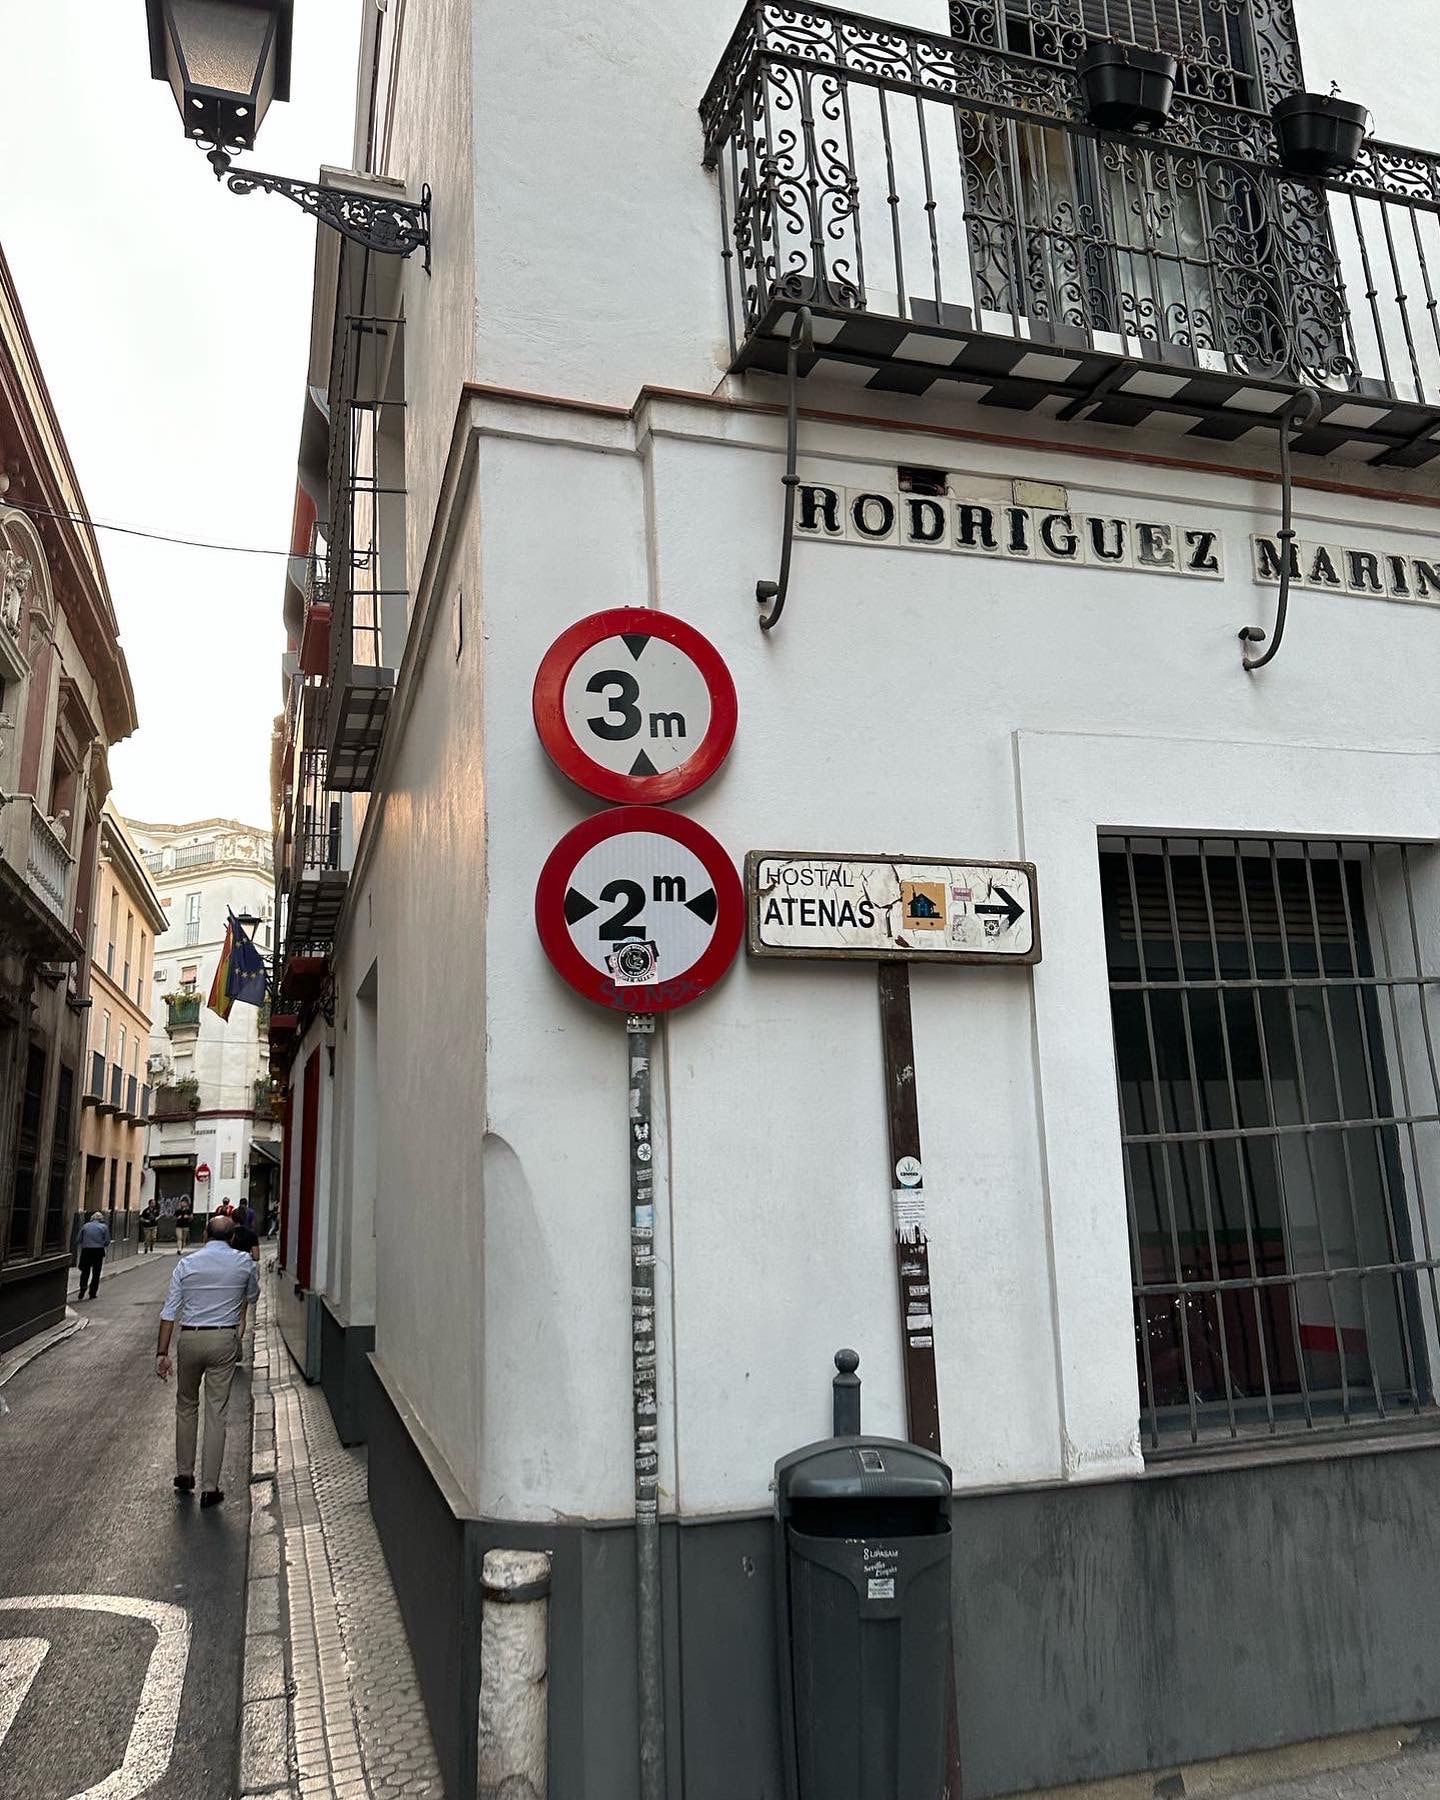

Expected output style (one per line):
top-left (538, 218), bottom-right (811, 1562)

top-left (275, 1278), bottom-right (321, 1382)
top-left (366, 1360), bottom-right (1440, 1800)
top-left (0, 1255), bottom-right (68, 1354)
top-left (319, 1302), bottom-right (375, 1446)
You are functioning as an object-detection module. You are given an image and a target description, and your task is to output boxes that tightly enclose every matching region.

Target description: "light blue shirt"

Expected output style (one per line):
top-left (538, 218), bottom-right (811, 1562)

top-left (77, 1220), bottom-right (110, 1250)
top-left (160, 1240), bottom-right (258, 1327)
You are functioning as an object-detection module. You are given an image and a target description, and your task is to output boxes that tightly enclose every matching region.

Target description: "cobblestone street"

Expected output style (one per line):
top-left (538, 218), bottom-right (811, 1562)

top-left (243, 1277), bottom-right (442, 1800)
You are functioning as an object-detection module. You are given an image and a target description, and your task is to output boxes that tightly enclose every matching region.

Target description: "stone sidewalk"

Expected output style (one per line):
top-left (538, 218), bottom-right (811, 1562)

top-left (241, 1276), bottom-right (442, 1800)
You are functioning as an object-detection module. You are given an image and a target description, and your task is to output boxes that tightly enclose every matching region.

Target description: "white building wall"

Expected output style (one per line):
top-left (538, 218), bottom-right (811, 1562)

top-left (127, 820), bottom-right (277, 1210)
top-left (325, 0), bottom-right (1440, 1522)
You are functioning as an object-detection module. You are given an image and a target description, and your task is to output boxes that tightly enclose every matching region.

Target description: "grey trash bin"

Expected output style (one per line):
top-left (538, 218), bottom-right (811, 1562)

top-left (774, 1433), bottom-right (953, 1800)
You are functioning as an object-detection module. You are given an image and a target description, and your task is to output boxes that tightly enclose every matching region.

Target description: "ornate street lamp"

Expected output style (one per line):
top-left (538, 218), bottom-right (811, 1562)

top-left (233, 908), bottom-right (263, 936)
top-left (146, 0), bottom-right (292, 158)
top-left (144, 0), bottom-right (430, 266)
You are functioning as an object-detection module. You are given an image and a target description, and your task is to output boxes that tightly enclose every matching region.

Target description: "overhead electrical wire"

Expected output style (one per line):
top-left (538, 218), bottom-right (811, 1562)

top-left (1, 497), bottom-right (303, 560)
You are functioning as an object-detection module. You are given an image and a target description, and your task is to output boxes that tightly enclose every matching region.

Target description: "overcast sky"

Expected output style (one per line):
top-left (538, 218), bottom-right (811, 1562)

top-left (0, 1), bottom-right (361, 831)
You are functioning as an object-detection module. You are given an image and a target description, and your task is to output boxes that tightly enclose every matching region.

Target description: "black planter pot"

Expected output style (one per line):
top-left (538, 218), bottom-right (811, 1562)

top-left (1076, 41), bottom-right (1178, 134)
top-left (1272, 91), bottom-right (1368, 176)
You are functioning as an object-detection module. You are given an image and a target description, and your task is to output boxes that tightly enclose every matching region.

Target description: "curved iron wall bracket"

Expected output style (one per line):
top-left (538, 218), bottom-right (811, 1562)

top-left (756, 307), bottom-right (813, 632)
top-left (209, 150), bottom-right (432, 270)
top-left (1238, 387), bottom-right (1322, 671)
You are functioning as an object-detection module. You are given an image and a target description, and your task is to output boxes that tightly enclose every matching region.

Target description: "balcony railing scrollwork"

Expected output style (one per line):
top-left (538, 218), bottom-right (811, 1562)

top-left (701, 1), bottom-right (1440, 465)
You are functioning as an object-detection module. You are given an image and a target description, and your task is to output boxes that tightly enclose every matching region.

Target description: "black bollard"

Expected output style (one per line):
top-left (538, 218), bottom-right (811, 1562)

top-left (832, 1348), bottom-right (861, 1437)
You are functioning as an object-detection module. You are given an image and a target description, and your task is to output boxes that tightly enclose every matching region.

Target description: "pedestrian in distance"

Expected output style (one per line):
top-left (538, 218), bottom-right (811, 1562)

top-left (234, 1197), bottom-right (257, 1232)
top-left (218, 1199), bottom-right (235, 1220)
top-left (154, 1214), bottom-right (258, 1508)
top-left (173, 1194), bottom-right (193, 1254)
top-left (138, 1199), bottom-right (160, 1254)
top-left (75, 1211), bottom-right (110, 1300)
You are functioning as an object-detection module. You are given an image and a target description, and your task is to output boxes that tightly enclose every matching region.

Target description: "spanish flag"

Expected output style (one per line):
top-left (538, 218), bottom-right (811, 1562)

top-left (207, 916), bottom-right (237, 1021)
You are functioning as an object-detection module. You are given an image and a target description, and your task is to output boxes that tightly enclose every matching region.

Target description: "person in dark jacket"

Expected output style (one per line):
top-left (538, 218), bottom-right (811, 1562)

top-left (173, 1195), bottom-right (194, 1254)
top-left (76, 1212), bottom-right (110, 1300)
top-left (139, 1201), bottom-right (161, 1254)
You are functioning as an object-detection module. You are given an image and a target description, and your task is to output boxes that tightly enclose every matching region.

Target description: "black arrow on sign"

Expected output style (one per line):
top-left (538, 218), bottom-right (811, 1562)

top-left (621, 634), bottom-right (650, 660)
top-left (684, 888), bottom-right (717, 924)
top-left (975, 885), bottom-right (1024, 931)
top-left (564, 888), bottom-right (598, 924)
top-left (630, 749), bottom-right (658, 777)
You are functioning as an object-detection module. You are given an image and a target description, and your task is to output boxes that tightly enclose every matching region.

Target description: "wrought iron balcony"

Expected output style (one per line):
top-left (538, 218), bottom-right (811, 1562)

top-left (167, 992), bottom-right (202, 1031)
top-left (83, 1048), bottom-right (105, 1107)
top-left (153, 1081), bottom-right (200, 1121)
top-left (125, 1074), bottom-right (139, 1120)
top-left (140, 1083), bottom-right (152, 1122)
top-left (701, 1), bottom-right (1440, 467)
top-left (97, 1061), bottom-right (124, 1117)
top-left (0, 794), bottom-right (77, 959)
top-left (287, 747), bottom-right (348, 945)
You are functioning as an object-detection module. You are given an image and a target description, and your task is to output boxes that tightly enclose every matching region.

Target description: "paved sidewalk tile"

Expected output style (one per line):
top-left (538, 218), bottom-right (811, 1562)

top-left (243, 1279), bottom-right (442, 1800)
top-left (1229, 1743), bottom-right (1440, 1799)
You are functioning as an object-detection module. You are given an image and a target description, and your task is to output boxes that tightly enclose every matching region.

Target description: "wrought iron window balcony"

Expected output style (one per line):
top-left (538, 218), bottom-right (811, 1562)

top-left (701, 1), bottom-right (1440, 467)
top-left (288, 748), bottom-right (349, 947)
top-left (166, 993), bottom-right (202, 1033)
top-left (0, 794), bottom-right (79, 961)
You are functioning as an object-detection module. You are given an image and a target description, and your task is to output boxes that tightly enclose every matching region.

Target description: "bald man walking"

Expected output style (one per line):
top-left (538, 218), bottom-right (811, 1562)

top-left (155, 1214), bottom-right (258, 1507)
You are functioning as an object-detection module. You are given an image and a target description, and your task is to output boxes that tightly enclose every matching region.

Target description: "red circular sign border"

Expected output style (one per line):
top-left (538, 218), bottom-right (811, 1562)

top-left (532, 608), bottom-right (738, 804)
top-left (534, 806), bottom-right (744, 1013)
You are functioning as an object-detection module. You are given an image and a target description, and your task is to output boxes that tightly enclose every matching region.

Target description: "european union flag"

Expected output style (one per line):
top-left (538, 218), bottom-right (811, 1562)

top-left (226, 914), bottom-right (270, 1008)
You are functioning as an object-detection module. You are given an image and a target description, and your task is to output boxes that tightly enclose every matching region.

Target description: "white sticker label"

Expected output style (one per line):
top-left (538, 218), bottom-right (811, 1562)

top-left (895, 1156), bottom-right (923, 1188)
top-left (867, 1578), bottom-right (896, 1601)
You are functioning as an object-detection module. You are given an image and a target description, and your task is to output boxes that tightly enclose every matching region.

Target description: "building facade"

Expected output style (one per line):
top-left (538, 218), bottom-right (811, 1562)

top-left (128, 817), bottom-right (279, 1225)
top-left (269, 3), bottom-right (1440, 1795)
top-left (0, 246), bottom-right (137, 1353)
top-left (77, 806), bottom-right (166, 1256)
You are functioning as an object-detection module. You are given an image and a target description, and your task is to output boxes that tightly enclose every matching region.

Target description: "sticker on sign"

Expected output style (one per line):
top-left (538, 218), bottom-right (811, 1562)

top-left (746, 852), bottom-right (1040, 965)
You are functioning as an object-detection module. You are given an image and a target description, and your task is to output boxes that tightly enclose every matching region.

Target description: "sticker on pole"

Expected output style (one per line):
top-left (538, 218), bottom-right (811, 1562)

top-left (532, 609), bottom-right (738, 803)
top-left (535, 807), bottom-right (744, 1012)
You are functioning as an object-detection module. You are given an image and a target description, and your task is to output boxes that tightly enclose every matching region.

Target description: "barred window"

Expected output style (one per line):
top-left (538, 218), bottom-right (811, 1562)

top-left (1101, 837), bottom-right (1440, 1452)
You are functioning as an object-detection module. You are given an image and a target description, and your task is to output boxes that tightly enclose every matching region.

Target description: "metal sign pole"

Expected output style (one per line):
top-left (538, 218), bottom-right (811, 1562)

top-left (877, 962), bottom-right (942, 1456)
top-left (627, 1013), bottom-right (665, 1800)
top-left (877, 962), bottom-right (965, 1798)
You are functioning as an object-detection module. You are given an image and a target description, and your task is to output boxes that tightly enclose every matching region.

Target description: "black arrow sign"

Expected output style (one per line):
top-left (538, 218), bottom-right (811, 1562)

top-left (620, 633), bottom-right (650, 660)
top-left (564, 887), bottom-right (598, 925)
top-left (975, 885), bottom-right (1025, 931)
top-left (684, 887), bottom-right (717, 925)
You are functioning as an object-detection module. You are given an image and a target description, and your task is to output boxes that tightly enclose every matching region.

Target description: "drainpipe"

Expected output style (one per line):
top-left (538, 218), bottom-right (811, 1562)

top-left (478, 1549), bottom-right (552, 1800)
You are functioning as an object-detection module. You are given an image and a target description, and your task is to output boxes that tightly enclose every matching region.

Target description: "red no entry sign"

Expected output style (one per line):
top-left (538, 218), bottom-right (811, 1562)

top-left (535, 807), bottom-right (744, 1012)
top-left (532, 609), bottom-right (737, 804)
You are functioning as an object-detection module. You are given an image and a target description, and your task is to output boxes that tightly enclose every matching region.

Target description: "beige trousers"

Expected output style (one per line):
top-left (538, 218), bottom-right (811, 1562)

top-left (175, 1327), bottom-right (239, 1490)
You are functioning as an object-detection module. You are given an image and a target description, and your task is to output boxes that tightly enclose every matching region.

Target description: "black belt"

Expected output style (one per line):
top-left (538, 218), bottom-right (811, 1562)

top-left (179, 1323), bottom-right (239, 1331)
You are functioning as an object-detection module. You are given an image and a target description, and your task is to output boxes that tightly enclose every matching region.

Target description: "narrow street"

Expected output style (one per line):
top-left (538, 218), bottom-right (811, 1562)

top-left (0, 1256), bottom-right (250, 1800)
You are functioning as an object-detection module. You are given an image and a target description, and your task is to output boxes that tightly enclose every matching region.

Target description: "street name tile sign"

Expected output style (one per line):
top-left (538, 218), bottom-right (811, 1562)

top-left (535, 806), bottom-right (744, 1013)
top-left (746, 852), bottom-right (1040, 966)
top-left (532, 608), bottom-right (738, 804)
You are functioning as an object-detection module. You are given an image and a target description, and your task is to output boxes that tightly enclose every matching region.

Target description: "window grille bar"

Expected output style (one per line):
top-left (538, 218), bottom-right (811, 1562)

top-left (1267, 843), bottom-right (1380, 1418)
top-left (1122, 838), bottom-right (1204, 1443)
top-left (1305, 841), bottom-right (1424, 1411)
top-left (1124, 1113), bottom-right (1440, 1145)
top-left (1229, 840), bottom-right (1320, 1430)
top-left (1106, 836), bottom-right (1440, 1450)
top-left (1159, 836), bottom-right (1240, 1438)
top-left (1110, 975), bottom-right (1440, 991)
top-left (1194, 838), bottom-right (1279, 1434)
